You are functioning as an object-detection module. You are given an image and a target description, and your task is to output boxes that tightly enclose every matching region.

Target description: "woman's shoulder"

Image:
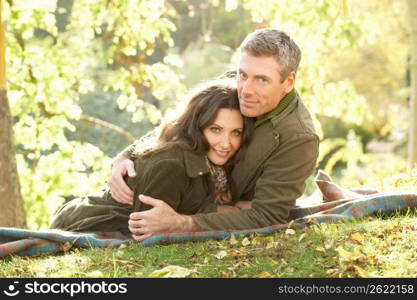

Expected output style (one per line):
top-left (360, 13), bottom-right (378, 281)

top-left (135, 145), bottom-right (186, 168)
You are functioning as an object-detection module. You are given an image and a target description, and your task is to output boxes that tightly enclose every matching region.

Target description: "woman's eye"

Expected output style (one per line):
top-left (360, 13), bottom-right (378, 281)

top-left (210, 127), bottom-right (220, 133)
top-left (232, 130), bottom-right (242, 136)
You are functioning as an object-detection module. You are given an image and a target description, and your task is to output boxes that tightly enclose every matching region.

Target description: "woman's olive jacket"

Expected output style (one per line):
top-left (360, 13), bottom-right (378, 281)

top-left (50, 147), bottom-right (217, 232)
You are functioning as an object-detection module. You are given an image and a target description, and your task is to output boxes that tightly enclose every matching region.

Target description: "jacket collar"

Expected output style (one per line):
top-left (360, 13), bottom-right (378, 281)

top-left (183, 149), bottom-right (210, 178)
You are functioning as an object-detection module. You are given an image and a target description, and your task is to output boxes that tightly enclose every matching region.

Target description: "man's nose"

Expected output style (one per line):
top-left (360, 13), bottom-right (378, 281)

top-left (241, 79), bottom-right (254, 96)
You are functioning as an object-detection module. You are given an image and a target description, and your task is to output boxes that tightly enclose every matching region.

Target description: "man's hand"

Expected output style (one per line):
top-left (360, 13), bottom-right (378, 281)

top-left (234, 201), bottom-right (252, 210)
top-left (129, 195), bottom-right (195, 242)
top-left (108, 155), bottom-right (136, 205)
top-left (217, 205), bottom-right (240, 213)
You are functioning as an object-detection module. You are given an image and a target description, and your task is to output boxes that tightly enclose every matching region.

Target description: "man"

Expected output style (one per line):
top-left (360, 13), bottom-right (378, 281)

top-left (108, 28), bottom-right (319, 241)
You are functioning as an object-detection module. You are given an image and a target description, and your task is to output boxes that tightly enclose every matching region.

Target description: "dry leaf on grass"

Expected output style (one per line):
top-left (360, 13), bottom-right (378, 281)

top-left (241, 237), bottom-right (251, 246)
top-left (285, 229), bottom-right (296, 235)
top-left (214, 250), bottom-right (228, 259)
top-left (148, 265), bottom-right (196, 278)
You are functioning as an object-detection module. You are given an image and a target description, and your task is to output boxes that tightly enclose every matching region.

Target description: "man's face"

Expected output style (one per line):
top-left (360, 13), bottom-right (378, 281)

top-left (237, 52), bottom-right (295, 118)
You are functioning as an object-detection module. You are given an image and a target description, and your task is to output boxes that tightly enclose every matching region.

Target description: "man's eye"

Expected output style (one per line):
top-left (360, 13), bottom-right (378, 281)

top-left (257, 77), bottom-right (268, 83)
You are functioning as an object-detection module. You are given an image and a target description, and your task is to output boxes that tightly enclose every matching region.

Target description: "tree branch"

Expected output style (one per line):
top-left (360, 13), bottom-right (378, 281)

top-left (79, 114), bottom-right (135, 144)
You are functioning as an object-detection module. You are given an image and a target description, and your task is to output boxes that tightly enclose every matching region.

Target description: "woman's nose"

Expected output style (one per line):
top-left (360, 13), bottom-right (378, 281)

top-left (219, 134), bottom-right (231, 149)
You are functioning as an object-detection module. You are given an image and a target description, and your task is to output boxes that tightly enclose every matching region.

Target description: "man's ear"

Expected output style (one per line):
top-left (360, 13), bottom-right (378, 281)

top-left (285, 72), bottom-right (296, 93)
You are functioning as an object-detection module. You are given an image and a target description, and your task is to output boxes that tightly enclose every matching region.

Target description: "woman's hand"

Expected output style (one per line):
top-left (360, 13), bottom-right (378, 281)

top-left (108, 155), bottom-right (136, 205)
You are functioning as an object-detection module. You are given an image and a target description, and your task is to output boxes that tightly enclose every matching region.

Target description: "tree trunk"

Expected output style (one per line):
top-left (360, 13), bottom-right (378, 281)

top-left (0, 0), bottom-right (26, 227)
top-left (408, 0), bottom-right (417, 169)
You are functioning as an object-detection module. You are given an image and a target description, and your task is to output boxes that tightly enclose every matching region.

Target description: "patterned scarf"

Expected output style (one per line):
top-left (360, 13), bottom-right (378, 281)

top-left (205, 157), bottom-right (232, 205)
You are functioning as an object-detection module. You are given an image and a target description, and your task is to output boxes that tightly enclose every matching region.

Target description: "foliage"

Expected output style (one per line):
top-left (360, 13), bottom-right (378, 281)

top-left (5, 0), bottom-right (184, 228)
top-left (6, 0), bottom-right (411, 228)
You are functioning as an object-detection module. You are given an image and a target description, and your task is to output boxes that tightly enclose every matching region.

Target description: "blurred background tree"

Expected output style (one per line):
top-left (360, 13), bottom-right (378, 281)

top-left (0, 0), bottom-right (25, 227)
top-left (2, 0), bottom-right (414, 228)
top-left (407, 0), bottom-right (417, 168)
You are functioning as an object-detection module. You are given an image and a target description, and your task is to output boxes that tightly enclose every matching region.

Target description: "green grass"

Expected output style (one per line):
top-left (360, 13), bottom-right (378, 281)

top-left (1, 211), bottom-right (417, 278)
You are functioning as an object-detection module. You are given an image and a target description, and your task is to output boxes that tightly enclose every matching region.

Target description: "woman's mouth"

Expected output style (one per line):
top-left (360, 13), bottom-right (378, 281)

top-left (214, 149), bottom-right (230, 157)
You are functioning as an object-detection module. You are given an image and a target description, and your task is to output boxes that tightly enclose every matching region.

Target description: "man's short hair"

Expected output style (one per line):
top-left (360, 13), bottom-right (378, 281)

top-left (239, 28), bottom-right (301, 81)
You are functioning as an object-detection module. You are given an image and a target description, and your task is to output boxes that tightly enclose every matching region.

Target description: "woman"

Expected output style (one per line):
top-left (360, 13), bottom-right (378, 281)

top-left (50, 79), bottom-right (254, 235)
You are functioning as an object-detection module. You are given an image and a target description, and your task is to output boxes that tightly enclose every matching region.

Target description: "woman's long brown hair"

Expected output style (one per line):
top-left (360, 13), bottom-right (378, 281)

top-left (133, 79), bottom-right (254, 165)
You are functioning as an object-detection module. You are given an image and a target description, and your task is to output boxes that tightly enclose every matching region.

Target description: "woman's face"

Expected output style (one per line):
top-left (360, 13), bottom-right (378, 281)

top-left (203, 108), bottom-right (244, 165)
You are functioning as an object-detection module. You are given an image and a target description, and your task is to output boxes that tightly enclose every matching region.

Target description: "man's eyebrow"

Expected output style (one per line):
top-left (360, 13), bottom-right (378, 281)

top-left (239, 69), bottom-right (270, 80)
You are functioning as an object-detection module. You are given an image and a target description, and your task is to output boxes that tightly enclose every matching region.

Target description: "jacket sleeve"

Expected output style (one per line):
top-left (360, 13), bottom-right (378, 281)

top-left (121, 128), bottom-right (159, 159)
top-left (131, 159), bottom-right (189, 212)
top-left (191, 133), bottom-right (319, 231)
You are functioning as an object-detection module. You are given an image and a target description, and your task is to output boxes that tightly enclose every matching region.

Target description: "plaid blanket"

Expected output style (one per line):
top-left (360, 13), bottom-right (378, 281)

top-left (1, 170), bottom-right (416, 257)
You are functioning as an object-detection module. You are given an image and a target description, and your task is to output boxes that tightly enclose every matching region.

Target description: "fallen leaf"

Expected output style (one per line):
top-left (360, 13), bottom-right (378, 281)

top-left (298, 233), bottom-right (306, 242)
top-left (336, 246), bottom-right (363, 262)
top-left (324, 239), bottom-right (334, 249)
top-left (326, 269), bottom-right (341, 278)
top-left (214, 250), bottom-right (228, 259)
top-left (257, 271), bottom-right (271, 278)
top-left (315, 247), bottom-right (326, 253)
top-left (252, 236), bottom-right (274, 245)
top-left (228, 250), bottom-right (241, 257)
top-left (336, 247), bottom-right (353, 261)
top-left (353, 265), bottom-right (371, 278)
top-left (350, 232), bottom-right (365, 244)
top-left (148, 266), bottom-right (195, 278)
top-left (229, 234), bottom-right (238, 245)
top-left (87, 270), bottom-right (104, 277)
top-left (285, 229), bottom-right (296, 235)
top-left (266, 241), bottom-right (278, 249)
top-left (241, 237), bottom-right (251, 246)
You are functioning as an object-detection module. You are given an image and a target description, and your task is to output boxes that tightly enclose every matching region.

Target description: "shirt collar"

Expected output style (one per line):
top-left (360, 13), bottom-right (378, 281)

top-left (254, 88), bottom-right (296, 128)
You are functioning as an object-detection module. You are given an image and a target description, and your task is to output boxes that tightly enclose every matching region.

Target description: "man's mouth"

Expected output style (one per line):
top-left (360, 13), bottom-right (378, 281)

top-left (241, 98), bottom-right (257, 106)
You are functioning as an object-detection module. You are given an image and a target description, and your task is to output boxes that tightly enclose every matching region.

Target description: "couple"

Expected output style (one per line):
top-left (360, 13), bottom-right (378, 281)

top-left (50, 28), bottom-right (319, 242)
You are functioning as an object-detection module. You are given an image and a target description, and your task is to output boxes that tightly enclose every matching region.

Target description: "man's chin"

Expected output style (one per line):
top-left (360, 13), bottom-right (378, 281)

top-left (240, 107), bottom-right (259, 118)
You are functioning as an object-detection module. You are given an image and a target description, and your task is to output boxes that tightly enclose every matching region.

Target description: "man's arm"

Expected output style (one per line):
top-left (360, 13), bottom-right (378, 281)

top-left (191, 133), bottom-right (319, 231)
top-left (108, 128), bottom-right (159, 204)
top-left (129, 195), bottom-right (196, 241)
top-left (108, 149), bottom-right (136, 205)
top-left (129, 196), bottom-right (246, 241)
